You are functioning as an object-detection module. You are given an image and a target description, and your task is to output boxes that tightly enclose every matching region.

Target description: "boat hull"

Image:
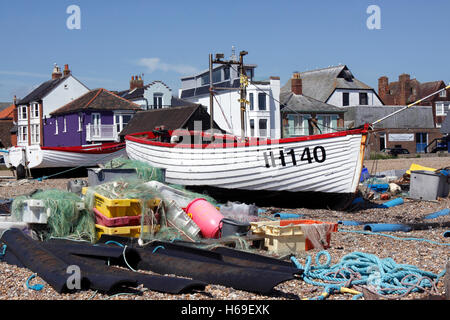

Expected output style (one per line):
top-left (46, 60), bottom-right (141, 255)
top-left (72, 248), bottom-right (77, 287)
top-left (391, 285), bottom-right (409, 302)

top-left (4, 143), bottom-right (126, 169)
top-left (125, 127), bottom-right (368, 194)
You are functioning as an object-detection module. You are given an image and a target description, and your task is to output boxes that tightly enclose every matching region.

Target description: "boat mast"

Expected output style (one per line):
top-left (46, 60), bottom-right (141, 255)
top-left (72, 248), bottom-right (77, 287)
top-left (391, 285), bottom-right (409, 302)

top-left (209, 50), bottom-right (248, 139)
top-left (372, 84), bottom-right (450, 126)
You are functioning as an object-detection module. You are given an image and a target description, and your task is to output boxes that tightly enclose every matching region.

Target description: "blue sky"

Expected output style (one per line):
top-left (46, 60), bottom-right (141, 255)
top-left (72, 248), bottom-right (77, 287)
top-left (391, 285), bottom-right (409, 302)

top-left (1, 0), bottom-right (449, 102)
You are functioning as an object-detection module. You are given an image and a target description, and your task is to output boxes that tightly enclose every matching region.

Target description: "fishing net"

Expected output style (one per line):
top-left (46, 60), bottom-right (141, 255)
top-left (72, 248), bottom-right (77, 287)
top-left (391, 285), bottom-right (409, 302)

top-left (11, 189), bottom-right (96, 242)
top-left (102, 156), bottom-right (165, 182)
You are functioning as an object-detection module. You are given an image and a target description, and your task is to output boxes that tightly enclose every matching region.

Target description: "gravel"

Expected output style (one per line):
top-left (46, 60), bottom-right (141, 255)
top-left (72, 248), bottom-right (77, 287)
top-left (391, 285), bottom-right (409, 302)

top-left (0, 157), bottom-right (449, 301)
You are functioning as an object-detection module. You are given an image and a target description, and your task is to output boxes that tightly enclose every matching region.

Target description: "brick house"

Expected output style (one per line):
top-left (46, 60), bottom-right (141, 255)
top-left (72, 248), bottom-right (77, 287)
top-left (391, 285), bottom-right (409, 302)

top-left (378, 74), bottom-right (449, 128)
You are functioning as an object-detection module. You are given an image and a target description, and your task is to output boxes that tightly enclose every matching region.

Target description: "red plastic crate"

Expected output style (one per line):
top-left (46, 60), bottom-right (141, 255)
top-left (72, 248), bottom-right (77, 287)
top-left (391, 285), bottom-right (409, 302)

top-left (93, 208), bottom-right (141, 227)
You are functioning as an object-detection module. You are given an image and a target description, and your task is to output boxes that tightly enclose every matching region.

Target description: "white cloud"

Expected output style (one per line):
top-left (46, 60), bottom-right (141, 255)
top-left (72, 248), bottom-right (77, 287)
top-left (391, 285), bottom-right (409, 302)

top-left (137, 58), bottom-right (198, 75)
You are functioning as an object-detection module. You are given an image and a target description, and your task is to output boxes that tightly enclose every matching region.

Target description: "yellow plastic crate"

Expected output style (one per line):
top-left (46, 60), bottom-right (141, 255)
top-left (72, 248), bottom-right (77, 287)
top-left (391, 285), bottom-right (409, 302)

top-left (95, 224), bottom-right (160, 240)
top-left (251, 221), bottom-right (305, 254)
top-left (82, 187), bottom-right (160, 218)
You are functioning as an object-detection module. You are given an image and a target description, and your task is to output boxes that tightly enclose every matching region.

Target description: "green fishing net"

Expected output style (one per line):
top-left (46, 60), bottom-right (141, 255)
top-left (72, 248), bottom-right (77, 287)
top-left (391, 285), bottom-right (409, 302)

top-left (11, 189), bottom-right (96, 242)
top-left (102, 156), bottom-right (166, 182)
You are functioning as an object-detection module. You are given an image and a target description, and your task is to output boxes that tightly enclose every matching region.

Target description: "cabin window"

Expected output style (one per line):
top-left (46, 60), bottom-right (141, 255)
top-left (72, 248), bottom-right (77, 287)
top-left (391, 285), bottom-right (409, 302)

top-left (31, 124), bottom-right (40, 145)
top-left (63, 116), bottom-right (67, 132)
top-left (342, 92), bottom-right (349, 106)
top-left (153, 93), bottom-right (163, 109)
top-left (55, 118), bottom-right (58, 135)
top-left (258, 93), bottom-right (266, 111)
top-left (259, 119), bottom-right (268, 137)
top-left (249, 93), bottom-right (254, 111)
top-left (359, 92), bottom-right (368, 105)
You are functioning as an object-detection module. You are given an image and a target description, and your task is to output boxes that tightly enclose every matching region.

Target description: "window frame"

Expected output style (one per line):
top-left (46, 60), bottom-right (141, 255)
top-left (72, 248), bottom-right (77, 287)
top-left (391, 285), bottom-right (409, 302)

top-left (258, 93), bottom-right (267, 111)
top-left (342, 92), bottom-right (350, 106)
top-left (359, 92), bottom-right (368, 105)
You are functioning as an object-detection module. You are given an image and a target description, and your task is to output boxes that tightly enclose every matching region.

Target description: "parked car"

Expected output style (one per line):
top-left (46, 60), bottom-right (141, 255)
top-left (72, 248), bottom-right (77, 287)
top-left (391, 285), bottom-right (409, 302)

top-left (381, 148), bottom-right (410, 156)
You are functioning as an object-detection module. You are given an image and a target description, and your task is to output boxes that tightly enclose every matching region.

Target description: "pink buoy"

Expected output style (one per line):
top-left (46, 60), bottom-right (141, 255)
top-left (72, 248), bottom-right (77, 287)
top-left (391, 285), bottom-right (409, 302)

top-left (185, 198), bottom-right (224, 238)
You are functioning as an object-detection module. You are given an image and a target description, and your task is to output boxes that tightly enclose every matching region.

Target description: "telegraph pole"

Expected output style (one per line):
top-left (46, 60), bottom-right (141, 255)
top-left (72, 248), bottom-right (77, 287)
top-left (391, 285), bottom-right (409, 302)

top-left (209, 50), bottom-right (249, 139)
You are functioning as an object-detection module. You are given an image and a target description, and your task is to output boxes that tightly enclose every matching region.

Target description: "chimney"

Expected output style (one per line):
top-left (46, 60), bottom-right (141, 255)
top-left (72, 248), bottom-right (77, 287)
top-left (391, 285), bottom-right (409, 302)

top-left (13, 95), bottom-right (17, 106)
top-left (52, 64), bottom-right (62, 80)
top-left (130, 75), bottom-right (144, 91)
top-left (378, 76), bottom-right (389, 101)
top-left (399, 73), bottom-right (410, 105)
top-left (63, 64), bottom-right (71, 77)
top-left (291, 72), bottom-right (302, 95)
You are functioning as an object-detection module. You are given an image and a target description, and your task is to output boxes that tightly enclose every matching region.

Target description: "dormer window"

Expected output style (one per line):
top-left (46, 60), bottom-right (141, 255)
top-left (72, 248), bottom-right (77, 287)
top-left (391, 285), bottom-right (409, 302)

top-left (439, 90), bottom-right (446, 98)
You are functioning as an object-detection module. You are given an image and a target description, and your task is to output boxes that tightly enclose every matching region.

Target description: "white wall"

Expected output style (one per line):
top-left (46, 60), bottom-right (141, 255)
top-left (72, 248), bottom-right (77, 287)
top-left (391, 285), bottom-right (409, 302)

top-left (326, 89), bottom-right (383, 107)
top-left (42, 76), bottom-right (90, 117)
top-left (183, 80), bottom-right (281, 139)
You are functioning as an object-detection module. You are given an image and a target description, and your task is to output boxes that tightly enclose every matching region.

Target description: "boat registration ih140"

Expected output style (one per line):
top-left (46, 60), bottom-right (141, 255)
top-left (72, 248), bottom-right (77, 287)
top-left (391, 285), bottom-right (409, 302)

top-left (263, 146), bottom-right (326, 168)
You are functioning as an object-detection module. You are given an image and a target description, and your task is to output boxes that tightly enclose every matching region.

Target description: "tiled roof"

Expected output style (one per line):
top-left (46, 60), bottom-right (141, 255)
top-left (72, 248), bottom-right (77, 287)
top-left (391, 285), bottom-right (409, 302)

top-left (281, 65), bottom-right (373, 103)
top-left (50, 88), bottom-right (141, 116)
top-left (280, 92), bottom-right (343, 113)
top-left (0, 104), bottom-right (14, 119)
top-left (17, 77), bottom-right (67, 105)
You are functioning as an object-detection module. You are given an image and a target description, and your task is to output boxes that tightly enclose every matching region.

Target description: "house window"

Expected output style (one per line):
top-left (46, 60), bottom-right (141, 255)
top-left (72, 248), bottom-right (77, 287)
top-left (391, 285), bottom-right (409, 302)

top-left (439, 90), bottom-right (446, 98)
top-left (212, 69), bottom-right (221, 83)
top-left (153, 93), bottom-right (163, 109)
top-left (18, 126), bottom-right (28, 143)
top-left (18, 105), bottom-right (27, 120)
top-left (78, 114), bottom-right (83, 131)
top-left (359, 92), bottom-right (368, 105)
top-left (91, 113), bottom-right (101, 137)
top-left (258, 93), bottom-right (266, 111)
top-left (115, 113), bottom-right (133, 134)
top-left (245, 68), bottom-right (253, 80)
top-left (287, 114), bottom-right (306, 136)
top-left (201, 74), bottom-right (209, 86)
top-left (436, 103), bottom-right (449, 116)
top-left (342, 92), bottom-right (349, 106)
top-left (259, 119), bottom-right (268, 137)
top-left (249, 93), bottom-right (254, 111)
top-left (249, 119), bottom-right (255, 137)
top-left (224, 67), bottom-right (230, 80)
top-left (30, 124), bottom-right (40, 145)
top-left (31, 103), bottom-right (39, 118)
top-left (317, 115), bottom-right (338, 134)
top-left (63, 116), bottom-right (67, 132)
top-left (55, 118), bottom-right (58, 135)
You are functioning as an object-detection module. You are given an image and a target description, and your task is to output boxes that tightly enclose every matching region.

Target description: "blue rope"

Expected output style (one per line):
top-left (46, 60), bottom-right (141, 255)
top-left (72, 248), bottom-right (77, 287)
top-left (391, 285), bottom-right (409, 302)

top-left (104, 240), bottom-right (125, 247)
top-left (291, 250), bottom-right (445, 300)
top-left (339, 228), bottom-right (450, 246)
top-left (152, 245), bottom-right (165, 253)
top-left (26, 274), bottom-right (44, 291)
top-left (0, 244), bottom-right (6, 259)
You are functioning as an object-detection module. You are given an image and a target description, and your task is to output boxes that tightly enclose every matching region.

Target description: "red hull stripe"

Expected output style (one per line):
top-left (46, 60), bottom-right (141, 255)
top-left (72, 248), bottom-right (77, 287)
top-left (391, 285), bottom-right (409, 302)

top-left (125, 124), bottom-right (370, 149)
top-left (41, 142), bottom-right (125, 154)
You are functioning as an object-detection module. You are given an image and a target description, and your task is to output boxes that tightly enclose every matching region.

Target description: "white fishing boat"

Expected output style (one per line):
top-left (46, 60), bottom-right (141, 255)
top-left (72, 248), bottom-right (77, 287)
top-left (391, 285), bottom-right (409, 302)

top-left (125, 126), bottom-right (369, 194)
top-left (4, 143), bottom-right (126, 170)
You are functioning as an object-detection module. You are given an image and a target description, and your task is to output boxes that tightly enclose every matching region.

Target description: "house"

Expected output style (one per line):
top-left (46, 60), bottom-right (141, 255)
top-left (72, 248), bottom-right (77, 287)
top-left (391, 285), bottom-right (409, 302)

top-left (343, 105), bottom-right (444, 154)
top-left (46, 88), bottom-right (141, 147)
top-left (115, 76), bottom-right (175, 109)
top-left (280, 72), bottom-right (346, 138)
top-left (281, 65), bottom-right (384, 108)
top-left (119, 104), bottom-right (224, 139)
top-left (179, 61), bottom-right (281, 139)
top-left (378, 74), bottom-right (449, 128)
top-left (0, 104), bottom-right (15, 148)
top-left (13, 64), bottom-right (90, 147)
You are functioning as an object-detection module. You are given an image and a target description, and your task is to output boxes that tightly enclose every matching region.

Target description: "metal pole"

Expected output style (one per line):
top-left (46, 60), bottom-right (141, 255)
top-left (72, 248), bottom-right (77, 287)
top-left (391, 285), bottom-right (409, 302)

top-left (239, 51), bottom-right (248, 138)
top-left (209, 53), bottom-right (214, 138)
